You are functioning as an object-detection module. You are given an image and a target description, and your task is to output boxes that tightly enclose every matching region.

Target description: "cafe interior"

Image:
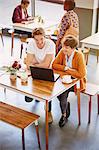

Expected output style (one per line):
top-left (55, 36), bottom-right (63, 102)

top-left (0, 0), bottom-right (99, 150)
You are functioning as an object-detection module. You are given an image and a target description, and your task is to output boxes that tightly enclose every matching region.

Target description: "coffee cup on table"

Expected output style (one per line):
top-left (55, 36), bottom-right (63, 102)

top-left (21, 72), bottom-right (28, 84)
top-left (62, 75), bottom-right (72, 83)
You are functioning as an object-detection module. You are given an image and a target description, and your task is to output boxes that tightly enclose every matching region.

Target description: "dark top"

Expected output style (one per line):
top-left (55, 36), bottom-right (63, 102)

top-left (12, 5), bottom-right (29, 23)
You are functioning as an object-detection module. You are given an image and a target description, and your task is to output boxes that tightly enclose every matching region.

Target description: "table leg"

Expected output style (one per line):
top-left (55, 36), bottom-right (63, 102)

top-left (77, 81), bottom-right (81, 125)
top-left (45, 100), bottom-right (49, 150)
top-left (96, 50), bottom-right (98, 63)
top-left (0, 32), bottom-right (4, 46)
top-left (22, 129), bottom-right (25, 150)
top-left (11, 32), bottom-right (14, 56)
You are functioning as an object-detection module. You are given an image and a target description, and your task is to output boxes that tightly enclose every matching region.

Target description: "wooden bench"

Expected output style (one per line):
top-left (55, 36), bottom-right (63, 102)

top-left (0, 102), bottom-right (41, 150)
top-left (81, 83), bottom-right (99, 123)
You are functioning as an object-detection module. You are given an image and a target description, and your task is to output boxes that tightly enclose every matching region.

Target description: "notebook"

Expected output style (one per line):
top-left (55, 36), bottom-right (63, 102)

top-left (30, 66), bottom-right (60, 82)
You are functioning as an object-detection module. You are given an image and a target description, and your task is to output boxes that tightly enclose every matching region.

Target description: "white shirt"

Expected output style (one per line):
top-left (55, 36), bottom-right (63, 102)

top-left (66, 51), bottom-right (75, 68)
top-left (22, 8), bottom-right (25, 19)
top-left (27, 38), bottom-right (55, 63)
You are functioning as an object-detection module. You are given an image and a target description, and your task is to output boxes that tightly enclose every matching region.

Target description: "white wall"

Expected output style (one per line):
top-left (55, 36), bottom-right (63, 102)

top-left (76, 0), bottom-right (94, 9)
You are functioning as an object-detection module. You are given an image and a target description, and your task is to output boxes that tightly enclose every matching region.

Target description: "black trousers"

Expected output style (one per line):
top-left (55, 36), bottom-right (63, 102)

top-left (57, 86), bottom-right (74, 114)
top-left (48, 101), bottom-right (51, 112)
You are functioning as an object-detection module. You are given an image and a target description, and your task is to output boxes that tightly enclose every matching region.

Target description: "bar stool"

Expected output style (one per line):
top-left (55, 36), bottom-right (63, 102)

top-left (78, 47), bottom-right (90, 65)
top-left (81, 82), bottom-right (99, 123)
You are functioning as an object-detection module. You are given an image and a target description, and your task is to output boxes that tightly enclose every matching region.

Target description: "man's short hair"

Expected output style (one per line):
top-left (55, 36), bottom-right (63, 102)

top-left (32, 27), bottom-right (45, 38)
top-left (21, 0), bottom-right (30, 4)
top-left (62, 35), bottom-right (78, 49)
top-left (64, 0), bottom-right (75, 10)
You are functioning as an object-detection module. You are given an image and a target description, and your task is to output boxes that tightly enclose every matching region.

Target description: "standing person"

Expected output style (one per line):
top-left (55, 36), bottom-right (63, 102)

top-left (52, 36), bottom-right (86, 127)
top-left (25, 27), bottom-right (55, 124)
top-left (56, 0), bottom-right (79, 54)
top-left (12, 0), bottom-right (32, 23)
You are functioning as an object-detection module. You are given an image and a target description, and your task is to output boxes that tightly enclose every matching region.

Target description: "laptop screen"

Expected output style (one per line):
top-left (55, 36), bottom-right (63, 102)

top-left (30, 66), bottom-right (60, 82)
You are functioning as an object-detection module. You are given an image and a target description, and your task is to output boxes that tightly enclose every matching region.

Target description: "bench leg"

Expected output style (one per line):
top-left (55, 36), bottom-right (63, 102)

top-left (22, 129), bottom-right (25, 150)
top-left (11, 32), bottom-right (14, 56)
top-left (97, 94), bottom-right (99, 115)
top-left (88, 96), bottom-right (92, 124)
top-left (35, 125), bottom-right (41, 149)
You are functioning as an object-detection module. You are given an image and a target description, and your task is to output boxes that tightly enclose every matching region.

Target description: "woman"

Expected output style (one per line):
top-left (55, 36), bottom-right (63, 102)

top-left (25, 27), bottom-right (55, 124)
top-left (52, 36), bottom-right (86, 127)
top-left (12, 0), bottom-right (33, 37)
top-left (56, 0), bottom-right (79, 54)
top-left (12, 0), bottom-right (31, 23)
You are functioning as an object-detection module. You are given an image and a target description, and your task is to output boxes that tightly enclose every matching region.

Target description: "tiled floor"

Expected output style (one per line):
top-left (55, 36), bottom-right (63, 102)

top-left (0, 1), bottom-right (99, 150)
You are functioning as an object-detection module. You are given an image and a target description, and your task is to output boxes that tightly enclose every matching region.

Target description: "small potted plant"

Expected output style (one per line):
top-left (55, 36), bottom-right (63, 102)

top-left (10, 61), bottom-right (21, 81)
top-left (2, 61), bottom-right (21, 81)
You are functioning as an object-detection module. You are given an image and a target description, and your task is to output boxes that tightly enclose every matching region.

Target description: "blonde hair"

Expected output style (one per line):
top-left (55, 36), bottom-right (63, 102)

top-left (32, 27), bottom-right (45, 38)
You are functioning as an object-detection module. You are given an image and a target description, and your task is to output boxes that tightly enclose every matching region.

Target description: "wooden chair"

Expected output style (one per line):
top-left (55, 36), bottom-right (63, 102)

top-left (0, 102), bottom-right (41, 150)
top-left (20, 36), bottom-right (28, 59)
top-left (78, 47), bottom-right (90, 65)
top-left (0, 27), bottom-right (4, 46)
top-left (81, 82), bottom-right (99, 124)
top-left (9, 29), bottom-right (28, 58)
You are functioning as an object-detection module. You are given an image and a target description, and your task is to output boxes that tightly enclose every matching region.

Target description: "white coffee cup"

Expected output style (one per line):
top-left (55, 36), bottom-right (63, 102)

top-left (21, 72), bottom-right (28, 84)
top-left (62, 75), bottom-right (72, 83)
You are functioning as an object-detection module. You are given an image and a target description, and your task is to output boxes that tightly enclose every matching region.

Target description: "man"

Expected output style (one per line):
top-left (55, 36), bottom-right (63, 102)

top-left (52, 36), bottom-right (86, 127)
top-left (25, 27), bottom-right (55, 123)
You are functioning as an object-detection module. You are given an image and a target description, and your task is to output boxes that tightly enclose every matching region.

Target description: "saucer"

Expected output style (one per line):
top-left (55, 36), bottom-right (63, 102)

top-left (62, 75), bottom-right (72, 84)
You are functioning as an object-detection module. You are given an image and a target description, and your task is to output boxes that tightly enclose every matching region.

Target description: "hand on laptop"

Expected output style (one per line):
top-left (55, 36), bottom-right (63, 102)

top-left (27, 16), bottom-right (34, 21)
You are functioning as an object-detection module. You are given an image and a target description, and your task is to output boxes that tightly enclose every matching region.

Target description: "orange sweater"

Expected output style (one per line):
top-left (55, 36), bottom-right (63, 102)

top-left (52, 49), bottom-right (87, 91)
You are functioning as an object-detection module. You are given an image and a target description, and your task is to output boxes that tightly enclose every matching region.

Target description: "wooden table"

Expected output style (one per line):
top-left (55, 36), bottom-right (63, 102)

top-left (0, 74), bottom-right (80, 150)
top-left (80, 32), bottom-right (99, 63)
top-left (13, 21), bottom-right (58, 33)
